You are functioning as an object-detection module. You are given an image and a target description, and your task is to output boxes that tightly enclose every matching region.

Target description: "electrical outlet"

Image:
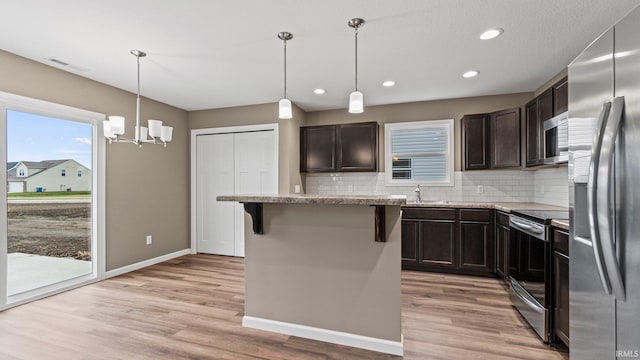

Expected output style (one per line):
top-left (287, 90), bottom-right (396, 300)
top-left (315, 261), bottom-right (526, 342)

top-left (294, 184), bottom-right (301, 194)
top-left (146, 235), bottom-right (152, 245)
top-left (477, 185), bottom-right (484, 194)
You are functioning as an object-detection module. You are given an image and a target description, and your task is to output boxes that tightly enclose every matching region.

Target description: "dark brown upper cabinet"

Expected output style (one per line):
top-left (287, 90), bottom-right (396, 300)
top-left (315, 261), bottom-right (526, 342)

top-left (300, 125), bottom-right (336, 172)
top-left (526, 88), bottom-right (553, 167)
top-left (490, 108), bottom-right (521, 168)
top-left (462, 108), bottom-right (520, 171)
top-left (461, 114), bottom-right (490, 170)
top-left (526, 76), bottom-right (568, 168)
top-left (553, 76), bottom-right (569, 115)
top-left (525, 98), bottom-right (541, 167)
top-left (300, 122), bottom-right (378, 173)
top-left (336, 122), bottom-right (378, 172)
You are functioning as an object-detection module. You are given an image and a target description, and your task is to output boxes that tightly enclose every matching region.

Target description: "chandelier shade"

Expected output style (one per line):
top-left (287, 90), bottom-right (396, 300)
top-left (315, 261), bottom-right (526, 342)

top-left (103, 50), bottom-right (173, 147)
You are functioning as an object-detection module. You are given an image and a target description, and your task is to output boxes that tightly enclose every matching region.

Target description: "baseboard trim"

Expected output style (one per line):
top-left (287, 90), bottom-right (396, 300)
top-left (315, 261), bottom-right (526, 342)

top-left (242, 316), bottom-right (403, 356)
top-left (104, 249), bottom-right (191, 279)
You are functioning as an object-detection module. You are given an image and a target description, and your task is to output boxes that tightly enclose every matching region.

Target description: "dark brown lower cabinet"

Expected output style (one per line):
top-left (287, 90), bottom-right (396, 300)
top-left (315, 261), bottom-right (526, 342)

top-left (459, 209), bottom-right (494, 274)
top-left (401, 220), bottom-right (419, 263)
top-left (420, 220), bottom-right (457, 269)
top-left (553, 228), bottom-right (570, 348)
top-left (495, 211), bottom-right (510, 279)
top-left (401, 207), bottom-right (493, 276)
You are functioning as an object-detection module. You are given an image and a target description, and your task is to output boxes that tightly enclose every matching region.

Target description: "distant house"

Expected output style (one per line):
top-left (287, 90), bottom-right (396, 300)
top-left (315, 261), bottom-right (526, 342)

top-left (7, 159), bottom-right (91, 193)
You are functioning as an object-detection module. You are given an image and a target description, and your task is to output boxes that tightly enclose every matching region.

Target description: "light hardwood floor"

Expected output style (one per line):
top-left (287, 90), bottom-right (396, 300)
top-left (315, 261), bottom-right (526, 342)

top-left (0, 255), bottom-right (569, 359)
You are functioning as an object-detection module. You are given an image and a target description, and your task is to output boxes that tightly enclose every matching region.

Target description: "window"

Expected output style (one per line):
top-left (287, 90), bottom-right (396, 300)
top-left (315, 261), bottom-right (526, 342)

top-left (77, 169), bottom-right (82, 177)
top-left (1, 90), bottom-right (105, 310)
top-left (18, 169), bottom-right (24, 177)
top-left (385, 119), bottom-right (454, 186)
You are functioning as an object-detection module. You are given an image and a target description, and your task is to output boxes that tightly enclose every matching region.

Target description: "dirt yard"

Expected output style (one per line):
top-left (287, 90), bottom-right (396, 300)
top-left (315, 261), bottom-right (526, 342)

top-left (7, 202), bottom-right (91, 259)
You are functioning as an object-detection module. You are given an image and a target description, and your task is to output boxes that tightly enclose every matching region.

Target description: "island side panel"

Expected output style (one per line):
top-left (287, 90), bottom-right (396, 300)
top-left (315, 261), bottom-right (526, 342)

top-left (244, 203), bottom-right (402, 342)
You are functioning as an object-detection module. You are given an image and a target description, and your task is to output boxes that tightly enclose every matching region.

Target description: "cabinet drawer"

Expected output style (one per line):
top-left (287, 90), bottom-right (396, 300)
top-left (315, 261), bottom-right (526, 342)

top-left (496, 211), bottom-right (510, 227)
top-left (553, 228), bottom-right (569, 256)
top-left (402, 208), bottom-right (456, 220)
top-left (459, 209), bottom-right (492, 222)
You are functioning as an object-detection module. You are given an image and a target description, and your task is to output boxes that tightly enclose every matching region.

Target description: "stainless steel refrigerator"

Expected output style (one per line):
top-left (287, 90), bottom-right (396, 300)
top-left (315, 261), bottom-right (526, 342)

top-left (568, 4), bottom-right (640, 359)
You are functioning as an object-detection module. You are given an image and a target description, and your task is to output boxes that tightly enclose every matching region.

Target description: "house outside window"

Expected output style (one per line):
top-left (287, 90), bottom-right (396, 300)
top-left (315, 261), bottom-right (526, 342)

top-left (384, 119), bottom-right (454, 186)
top-left (18, 169), bottom-right (24, 177)
top-left (61, 169), bottom-right (66, 177)
top-left (77, 169), bottom-right (82, 177)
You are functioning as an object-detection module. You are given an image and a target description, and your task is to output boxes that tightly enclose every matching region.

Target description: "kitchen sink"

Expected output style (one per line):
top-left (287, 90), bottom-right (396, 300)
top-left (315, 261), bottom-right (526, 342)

top-left (409, 200), bottom-right (450, 205)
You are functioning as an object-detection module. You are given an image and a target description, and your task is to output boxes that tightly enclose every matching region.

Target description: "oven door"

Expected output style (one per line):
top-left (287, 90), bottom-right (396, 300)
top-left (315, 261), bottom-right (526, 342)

top-left (509, 219), bottom-right (549, 341)
top-left (510, 278), bottom-right (548, 340)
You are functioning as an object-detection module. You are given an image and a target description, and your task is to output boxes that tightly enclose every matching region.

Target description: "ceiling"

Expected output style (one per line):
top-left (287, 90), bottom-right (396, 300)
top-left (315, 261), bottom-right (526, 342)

top-left (1, 1), bottom-right (638, 112)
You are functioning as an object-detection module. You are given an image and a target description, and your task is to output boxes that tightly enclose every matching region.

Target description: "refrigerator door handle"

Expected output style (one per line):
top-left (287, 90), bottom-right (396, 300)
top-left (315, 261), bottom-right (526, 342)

top-left (587, 101), bottom-right (612, 295)
top-left (596, 96), bottom-right (626, 301)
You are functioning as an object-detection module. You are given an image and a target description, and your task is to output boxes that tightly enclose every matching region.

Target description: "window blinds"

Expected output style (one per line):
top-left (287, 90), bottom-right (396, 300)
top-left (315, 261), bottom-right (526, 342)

top-left (390, 127), bottom-right (447, 181)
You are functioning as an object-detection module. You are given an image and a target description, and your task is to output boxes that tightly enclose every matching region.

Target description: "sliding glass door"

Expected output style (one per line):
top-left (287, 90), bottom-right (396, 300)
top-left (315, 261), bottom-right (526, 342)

top-left (1, 92), bottom-right (105, 309)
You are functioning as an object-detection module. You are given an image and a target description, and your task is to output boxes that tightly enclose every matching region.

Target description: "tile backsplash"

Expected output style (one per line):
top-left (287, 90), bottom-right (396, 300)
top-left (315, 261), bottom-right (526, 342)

top-left (304, 167), bottom-right (568, 207)
top-left (533, 167), bottom-right (569, 207)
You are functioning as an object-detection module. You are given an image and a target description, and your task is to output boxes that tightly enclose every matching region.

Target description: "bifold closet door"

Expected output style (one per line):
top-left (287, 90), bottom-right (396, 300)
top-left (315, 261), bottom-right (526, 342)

top-left (196, 133), bottom-right (235, 256)
top-left (233, 131), bottom-right (277, 256)
top-left (196, 130), bottom-right (277, 257)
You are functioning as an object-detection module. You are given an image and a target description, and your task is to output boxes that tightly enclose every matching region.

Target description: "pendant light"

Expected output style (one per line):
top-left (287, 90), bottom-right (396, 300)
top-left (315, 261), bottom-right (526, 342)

top-left (278, 32), bottom-right (293, 119)
top-left (103, 50), bottom-right (173, 147)
top-left (348, 18), bottom-right (365, 114)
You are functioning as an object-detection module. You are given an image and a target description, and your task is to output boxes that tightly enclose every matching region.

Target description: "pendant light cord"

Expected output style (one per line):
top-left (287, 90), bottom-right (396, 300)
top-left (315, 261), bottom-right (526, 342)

top-left (135, 54), bottom-right (141, 132)
top-left (136, 55), bottom-right (141, 100)
top-left (354, 27), bottom-right (358, 91)
top-left (283, 39), bottom-right (287, 99)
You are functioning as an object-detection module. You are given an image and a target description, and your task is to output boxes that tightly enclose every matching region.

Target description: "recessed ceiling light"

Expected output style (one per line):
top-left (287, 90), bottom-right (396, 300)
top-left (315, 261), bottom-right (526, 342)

top-left (313, 88), bottom-right (327, 95)
top-left (463, 70), bottom-right (479, 78)
top-left (480, 28), bottom-right (503, 40)
top-left (382, 80), bottom-right (396, 87)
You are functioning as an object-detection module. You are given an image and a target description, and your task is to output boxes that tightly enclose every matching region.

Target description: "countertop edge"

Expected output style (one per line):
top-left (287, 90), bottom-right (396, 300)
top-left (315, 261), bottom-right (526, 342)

top-left (216, 195), bottom-right (407, 206)
top-left (401, 201), bottom-right (568, 213)
top-left (551, 219), bottom-right (570, 230)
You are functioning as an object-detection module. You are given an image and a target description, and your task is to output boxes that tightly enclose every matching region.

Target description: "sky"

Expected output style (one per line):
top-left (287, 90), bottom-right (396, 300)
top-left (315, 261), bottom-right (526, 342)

top-left (7, 110), bottom-right (92, 169)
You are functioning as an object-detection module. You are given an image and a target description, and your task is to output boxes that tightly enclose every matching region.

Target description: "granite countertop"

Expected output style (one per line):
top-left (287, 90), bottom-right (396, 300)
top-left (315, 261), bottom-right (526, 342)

top-left (551, 219), bottom-right (570, 230)
top-left (403, 201), bottom-right (568, 213)
top-left (216, 194), bottom-right (407, 206)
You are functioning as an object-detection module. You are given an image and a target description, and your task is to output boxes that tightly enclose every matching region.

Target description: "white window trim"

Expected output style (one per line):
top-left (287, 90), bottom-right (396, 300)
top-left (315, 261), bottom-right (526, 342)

top-left (0, 91), bottom-right (106, 310)
top-left (384, 119), bottom-right (455, 187)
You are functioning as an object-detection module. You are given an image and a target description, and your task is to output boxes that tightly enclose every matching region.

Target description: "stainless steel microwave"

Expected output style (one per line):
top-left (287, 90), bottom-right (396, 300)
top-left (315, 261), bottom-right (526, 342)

top-left (543, 111), bottom-right (568, 165)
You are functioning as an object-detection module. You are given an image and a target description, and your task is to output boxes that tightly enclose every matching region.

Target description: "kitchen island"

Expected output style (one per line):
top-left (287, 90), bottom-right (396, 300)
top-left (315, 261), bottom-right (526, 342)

top-left (216, 194), bottom-right (406, 356)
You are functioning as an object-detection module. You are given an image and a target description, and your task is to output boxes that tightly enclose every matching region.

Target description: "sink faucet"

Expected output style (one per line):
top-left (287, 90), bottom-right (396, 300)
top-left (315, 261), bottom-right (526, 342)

top-left (415, 184), bottom-right (422, 203)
